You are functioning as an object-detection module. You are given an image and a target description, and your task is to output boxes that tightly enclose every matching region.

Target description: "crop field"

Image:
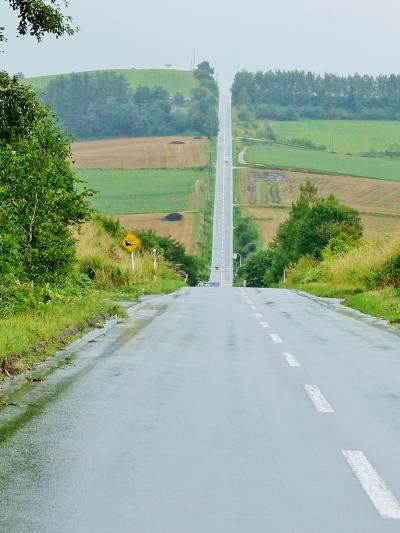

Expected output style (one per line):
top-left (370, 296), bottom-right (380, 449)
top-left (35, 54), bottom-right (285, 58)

top-left (245, 206), bottom-right (400, 245)
top-left (271, 120), bottom-right (400, 155)
top-left (77, 169), bottom-right (205, 215)
top-left (72, 136), bottom-right (207, 169)
top-left (237, 168), bottom-right (400, 244)
top-left (116, 212), bottom-right (198, 254)
top-left (25, 68), bottom-right (196, 97)
top-left (245, 144), bottom-right (400, 181)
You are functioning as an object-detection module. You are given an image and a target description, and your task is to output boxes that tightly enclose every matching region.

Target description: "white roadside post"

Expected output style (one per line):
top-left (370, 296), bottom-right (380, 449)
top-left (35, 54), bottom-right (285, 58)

top-left (131, 252), bottom-right (135, 272)
top-left (153, 248), bottom-right (157, 282)
top-left (232, 252), bottom-right (242, 268)
top-left (283, 269), bottom-right (287, 284)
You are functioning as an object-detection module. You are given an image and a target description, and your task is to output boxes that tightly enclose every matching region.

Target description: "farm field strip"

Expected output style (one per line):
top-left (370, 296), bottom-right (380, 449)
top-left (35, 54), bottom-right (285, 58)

top-left (72, 136), bottom-right (207, 169)
top-left (271, 120), bottom-right (400, 155)
top-left (246, 144), bottom-right (400, 181)
top-left (236, 166), bottom-right (400, 245)
top-left (77, 168), bottom-right (205, 215)
top-left (116, 212), bottom-right (198, 254)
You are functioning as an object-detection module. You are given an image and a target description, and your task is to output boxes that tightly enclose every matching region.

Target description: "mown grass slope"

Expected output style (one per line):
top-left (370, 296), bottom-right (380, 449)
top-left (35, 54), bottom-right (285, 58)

top-left (246, 144), bottom-right (400, 181)
top-left (25, 68), bottom-right (196, 97)
top-left (78, 168), bottom-right (205, 214)
top-left (271, 120), bottom-right (400, 155)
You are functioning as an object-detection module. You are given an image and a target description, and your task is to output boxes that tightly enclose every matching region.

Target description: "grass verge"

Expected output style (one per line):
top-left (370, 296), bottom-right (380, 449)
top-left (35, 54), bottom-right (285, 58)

top-left (0, 293), bottom-right (124, 378)
top-left (283, 232), bottom-right (400, 323)
top-left (343, 288), bottom-right (400, 323)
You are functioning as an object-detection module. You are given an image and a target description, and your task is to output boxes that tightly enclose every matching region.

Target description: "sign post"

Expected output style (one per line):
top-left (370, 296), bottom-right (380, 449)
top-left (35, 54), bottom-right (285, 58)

top-left (120, 232), bottom-right (141, 273)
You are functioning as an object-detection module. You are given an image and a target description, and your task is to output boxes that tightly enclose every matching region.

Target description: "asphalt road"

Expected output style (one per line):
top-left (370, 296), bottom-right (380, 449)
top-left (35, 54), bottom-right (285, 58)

top-left (209, 94), bottom-right (233, 287)
top-left (2, 288), bottom-right (400, 532)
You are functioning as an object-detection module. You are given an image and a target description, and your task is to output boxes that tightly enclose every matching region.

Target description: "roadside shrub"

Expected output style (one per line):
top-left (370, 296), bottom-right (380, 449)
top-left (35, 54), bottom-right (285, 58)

top-left (324, 233), bottom-right (355, 258)
top-left (79, 255), bottom-right (130, 288)
top-left (286, 256), bottom-right (320, 284)
top-left (95, 214), bottom-right (126, 239)
top-left (303, 263), bottom-right (326, 283)
top-left (362, 254), bottom-right (400, 289)
top-left (0, 282), bottom-right (63, 318)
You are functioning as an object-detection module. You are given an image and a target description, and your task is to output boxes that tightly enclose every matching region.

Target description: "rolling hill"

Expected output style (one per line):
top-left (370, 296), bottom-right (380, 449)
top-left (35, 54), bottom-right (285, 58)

top-left (24, 68), bottom-right (197, 97)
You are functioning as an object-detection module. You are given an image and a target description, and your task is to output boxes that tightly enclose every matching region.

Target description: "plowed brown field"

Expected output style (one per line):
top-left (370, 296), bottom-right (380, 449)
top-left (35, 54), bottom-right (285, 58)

top-left (115, 212), bottom-right (198, 254)
top-left (72, 136), bottom-right (207, 169)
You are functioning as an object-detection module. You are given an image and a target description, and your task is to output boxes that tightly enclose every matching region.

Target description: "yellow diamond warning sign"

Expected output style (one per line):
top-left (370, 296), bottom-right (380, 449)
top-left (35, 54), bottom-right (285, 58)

top-left (120, 232), bottom-right (141, 253)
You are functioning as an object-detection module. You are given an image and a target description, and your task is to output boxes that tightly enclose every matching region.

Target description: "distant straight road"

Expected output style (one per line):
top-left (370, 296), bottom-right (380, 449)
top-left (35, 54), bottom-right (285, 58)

top-left (2, 98), bottom-right (400, 532)
top-left (209, 94), bottom-right (233, 287)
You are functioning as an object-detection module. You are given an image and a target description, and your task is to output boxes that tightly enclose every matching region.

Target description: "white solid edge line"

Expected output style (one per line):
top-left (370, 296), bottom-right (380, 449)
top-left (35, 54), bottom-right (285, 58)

top-left (304, 384), bottom-right (334, 413)
top-left (282, 352), bottom-right (301, 367)
top-left (342, 450), bottom-right (400, 519)
top-left (270, 333), bottom-right (283, 344)
top-left (260, 321), bottom-right (270, 328)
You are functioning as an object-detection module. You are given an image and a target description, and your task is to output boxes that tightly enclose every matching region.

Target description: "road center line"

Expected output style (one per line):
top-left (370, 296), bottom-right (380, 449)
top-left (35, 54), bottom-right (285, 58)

top-left (282, 352), bottom-right (301, 367)
top-left (260, 321), bottom-right (270, 328)
top-left (342, 450), bottom-right (400, 519)
top-left (304, 384), bottom-right (334, 413)
top-left (270, 334), bottom-right (283, 344)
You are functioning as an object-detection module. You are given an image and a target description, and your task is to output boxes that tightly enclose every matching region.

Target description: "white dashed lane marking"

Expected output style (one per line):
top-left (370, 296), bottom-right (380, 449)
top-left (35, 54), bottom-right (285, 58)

top-left (254, 312), bottom-right (263, 319)
top-left (260, 321), bottom-right (270, 328)
top-left (282, 352), bottom-right (301, 367)
top-left (270, 334), bottom-right (283, 344)
top-left (304, 384), bottom-right (334, 413)
top-left (342, 451), bottom-right (400, 519)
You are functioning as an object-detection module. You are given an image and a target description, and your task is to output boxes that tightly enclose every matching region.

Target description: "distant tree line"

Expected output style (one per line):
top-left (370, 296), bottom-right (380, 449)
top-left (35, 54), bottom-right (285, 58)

top-left (232, 70), bottom-right (400, 120)
top-left (39, 62), bottom-right (219, 139)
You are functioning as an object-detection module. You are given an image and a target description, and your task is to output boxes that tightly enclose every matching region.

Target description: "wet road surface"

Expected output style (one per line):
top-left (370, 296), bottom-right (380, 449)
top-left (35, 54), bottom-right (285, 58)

top-left (2, 288), bottom-right (400, 532)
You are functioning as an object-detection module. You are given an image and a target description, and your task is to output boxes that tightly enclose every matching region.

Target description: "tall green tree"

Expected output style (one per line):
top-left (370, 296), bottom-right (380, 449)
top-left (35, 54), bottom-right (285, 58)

top-left (262, 181), bottom-right (363, 285)
top-left (0, 73), bottom-right (92, 282)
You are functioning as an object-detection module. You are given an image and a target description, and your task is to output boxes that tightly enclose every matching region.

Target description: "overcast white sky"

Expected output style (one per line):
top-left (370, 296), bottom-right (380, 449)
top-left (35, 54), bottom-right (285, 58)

top-left (2, 0), bottom-right (400, 87)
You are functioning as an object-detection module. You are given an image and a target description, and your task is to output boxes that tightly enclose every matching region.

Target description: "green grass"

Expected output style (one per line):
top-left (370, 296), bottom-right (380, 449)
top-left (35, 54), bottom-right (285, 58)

top-left (246, 144), bottom-right (400, 181)
top-left (77, 168), bottom-right (205, 214)
top-left (0, 293), bottom-right (124, 373)
top-left (344, 288), bottom-right (400, 322)
top-left (25, 68), bottom-right (197, 97)
top-left (272, 120), bottom-right (400, 155)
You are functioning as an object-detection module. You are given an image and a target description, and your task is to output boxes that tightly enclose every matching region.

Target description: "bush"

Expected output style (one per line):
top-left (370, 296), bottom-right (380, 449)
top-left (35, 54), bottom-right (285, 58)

top-left (79, 255), bottom-right (131, 288)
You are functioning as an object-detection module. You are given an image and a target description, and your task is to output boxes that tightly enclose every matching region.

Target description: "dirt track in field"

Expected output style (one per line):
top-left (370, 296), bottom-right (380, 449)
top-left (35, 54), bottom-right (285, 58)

top-left (72, 136), bottom-right (207, 169)
top-left (115, 212), bottom-right (197, 254)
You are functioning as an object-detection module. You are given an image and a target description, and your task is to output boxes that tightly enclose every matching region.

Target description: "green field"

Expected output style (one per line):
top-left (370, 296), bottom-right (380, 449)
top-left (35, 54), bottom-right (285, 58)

top-left (271, 120), bottom-right (400, 154)
top-left (246, 144), bottom-right (400, 181)
top-left (25, 68), bottom-right (196, 97)
top-left (77, 169), bottom-right (204, 214)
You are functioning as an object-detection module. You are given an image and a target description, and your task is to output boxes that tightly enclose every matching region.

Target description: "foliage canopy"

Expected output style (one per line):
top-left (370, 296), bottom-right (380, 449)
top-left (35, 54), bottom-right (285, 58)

top-left (1, 0), bottom-right (75, 43)
top-left (0, 72), bottom-right (92, 283)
